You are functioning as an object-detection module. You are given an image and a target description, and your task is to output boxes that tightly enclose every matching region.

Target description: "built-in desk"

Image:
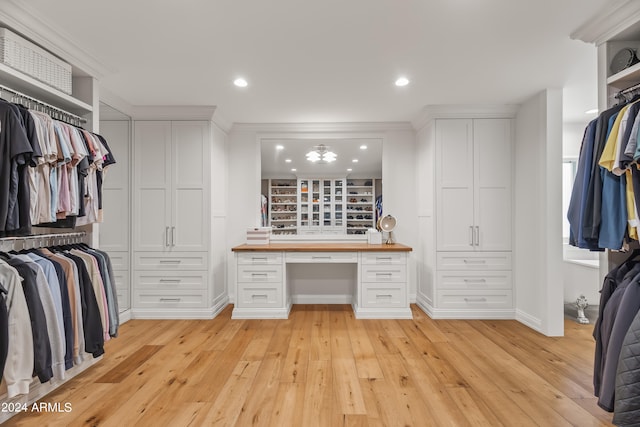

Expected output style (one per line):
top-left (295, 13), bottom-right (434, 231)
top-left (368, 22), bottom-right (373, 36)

top-left (231, 243), bottom-right (413, 319)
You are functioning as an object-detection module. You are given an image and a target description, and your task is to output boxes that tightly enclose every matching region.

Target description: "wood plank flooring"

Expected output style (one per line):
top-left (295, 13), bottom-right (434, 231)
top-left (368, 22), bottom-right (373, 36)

top-left (7, 305), bottom-right (614, 426)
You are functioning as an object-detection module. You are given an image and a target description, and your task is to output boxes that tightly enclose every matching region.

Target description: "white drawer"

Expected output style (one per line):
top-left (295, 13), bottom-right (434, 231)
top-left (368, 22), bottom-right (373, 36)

top-left (237, 265), bottom-right (283, 283)
top-left (436, 290), bottom-right (513, 309)
top-left (237, 283), bottom-right (284, 308)
top-left (436, 271), bottom-right (512, 290)
top-left (361, 283), bottom-right (406, 308)
top-left (134, 252), bottom-right (208, 270)
top-left (436, 252), bottom-right (511, 271)
top-left (361, 265), bottom-right (406, 282)
top-left (286, 252), bottom-right (358, 263)
top-left (237, 252), bottom-right (283, 265)
top-left (116, 290), bottom-right (130, 312)
top-left (107, 252), bottom-right (129, 270)
top-left (134, 271), bottom-right (207, 290)
top-left (361, 252), bottom-right (406, 265)
top-left (112, 270), bottom-right (129, 291)
top-left (133, 291), bottom-right (207, 308)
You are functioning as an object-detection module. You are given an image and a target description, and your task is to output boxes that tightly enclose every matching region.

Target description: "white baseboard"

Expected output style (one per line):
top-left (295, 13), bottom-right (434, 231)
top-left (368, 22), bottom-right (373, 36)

top-left (515, 309), bottom-right (543, 332)
top-left (232, 304), bottom-right (292, 319)
top-left (292, 294), bottom-right (353, 304)
top-left (352, 304), bottom-right (413, 319)
top-left (118, 309), bottom-right (132, 324)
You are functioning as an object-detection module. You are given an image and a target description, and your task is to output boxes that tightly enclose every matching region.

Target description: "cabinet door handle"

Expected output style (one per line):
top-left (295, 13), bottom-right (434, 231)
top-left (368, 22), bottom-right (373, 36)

top-left (159, 278), bottom-right (182, 283)
top-left (469, 226), bottom-right (474, 246)
top-left (251, 294), bottom-right (268, 299)
top-left (463, 279), bottom-right (487, 284)
top-left (474, 226), bottom-right (480, 247)
top-left (165, 227), bottom-right (170, 247)
top-left (464, 297), bottom-right (487, 303)
top-left (376, 294), bottom-right (393, 298)
top-left (375, 272), bottom-right (394, 276)
top-left (251, 257), bottom-right (268, 262)
top-left (171, 226), bottom-right (176, 247)
top-left (463, 259), bottom-right (486, 264)
top-left (376, 256), bottom-right (392, 261)
top-left (160, 298), bottom-right (181, 302)
top-left (312, 256), bottom-right (332, 260)
top-left (251, 273), bottom-right (269, 277)
top-left (159, 260), bottom-right (181, 264)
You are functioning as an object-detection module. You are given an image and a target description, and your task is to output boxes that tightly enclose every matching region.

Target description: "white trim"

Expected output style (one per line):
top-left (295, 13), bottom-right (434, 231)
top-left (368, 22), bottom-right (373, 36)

top-left (292, 294), bottom-right (353, 304)
top-left (231, 305), bottom-right (292, 319)
top-left (426, 307), bottom-right (516, 319)
top-left (411, 104), bottom-right (519, 130)
top-left (118, 309), bottom-right (132, 324)
top-left (570, 0), bottom-right (640, 45)
top-left (352, 304), bottom-right (413, 319)
top-left (100, 87), bottom-right (135, 118)
top-left (416, 299), bottom-right (435, 317)
top-left (515, 309), bottom-right (543, 332)
top-left (132, 300), bottom-right (229, 319)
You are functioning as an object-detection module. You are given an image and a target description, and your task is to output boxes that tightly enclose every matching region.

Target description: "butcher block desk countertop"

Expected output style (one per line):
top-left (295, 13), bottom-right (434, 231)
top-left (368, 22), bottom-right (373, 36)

top-left (231, 242), bottom-right (413, 252)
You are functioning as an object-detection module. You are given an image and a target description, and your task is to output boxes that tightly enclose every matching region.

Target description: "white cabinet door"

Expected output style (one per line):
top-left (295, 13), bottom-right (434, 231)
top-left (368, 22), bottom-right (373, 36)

top-left (473, 119), bottom-right (512, 251)
top-left (133, 121), bottom-right (172, 252)
top-left (172, 122), bottom-right (210, 251)
top-left (436, 119), bottom-right (475, 251)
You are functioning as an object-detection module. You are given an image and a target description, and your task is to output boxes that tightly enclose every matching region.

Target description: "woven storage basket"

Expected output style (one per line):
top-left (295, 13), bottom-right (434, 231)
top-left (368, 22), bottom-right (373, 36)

top-left (0, 28), bottom-right (72, 95)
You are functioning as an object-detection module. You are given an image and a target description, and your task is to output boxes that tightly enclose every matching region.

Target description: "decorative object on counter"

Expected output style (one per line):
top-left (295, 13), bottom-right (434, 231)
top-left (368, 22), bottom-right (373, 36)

top-left (246, 227), bottom-right (271, 245)
top-left (576, 294), bottom-right (589, 324)
top-left (379, 215), bottom-right (397, 244)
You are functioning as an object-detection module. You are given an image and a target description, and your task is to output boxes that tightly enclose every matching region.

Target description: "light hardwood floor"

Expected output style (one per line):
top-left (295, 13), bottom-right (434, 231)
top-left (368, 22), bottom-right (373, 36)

top-left (8, 305), bottom-right (614, 426)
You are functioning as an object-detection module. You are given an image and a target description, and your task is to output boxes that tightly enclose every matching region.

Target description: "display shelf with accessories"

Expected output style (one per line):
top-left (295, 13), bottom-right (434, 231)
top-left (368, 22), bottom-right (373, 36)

top-left (269, 179), bottom-right (298, 235)
top-left (346, 179), bottom-right (376, 234)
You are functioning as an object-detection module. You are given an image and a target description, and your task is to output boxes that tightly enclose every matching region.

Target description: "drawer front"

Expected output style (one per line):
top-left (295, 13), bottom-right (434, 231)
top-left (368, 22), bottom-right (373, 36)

top-left (134, 252), bottom-right (208, 270)
top-left (361, 252), bottom-right (406, 265)
top-left (237, 252), bottom-right (283, 265)
top-left (134, 271), bottom-right (207, 290)
top-left (361, 265), bottom-right (407, 283)
top-left (107, 252), bottom-right (129, 270)
top-left (436, 271), bottom-right (512, 290)
top-left (112, 270), bottom-right (130, 311)
top-left (436, 290), bottom-right (513, 309)
top-left (133, 291), bottom-right (207, 308)
top-left (286, 252), bottom-right (358, 263)
top-left (237, 265), bottom-right (283, 283)
top-left (237, 283), bottom-right (283, 308)
top-left (436, 252), bottom-right (511, 271)
top-left (361, 283), bottom-right (406, 308)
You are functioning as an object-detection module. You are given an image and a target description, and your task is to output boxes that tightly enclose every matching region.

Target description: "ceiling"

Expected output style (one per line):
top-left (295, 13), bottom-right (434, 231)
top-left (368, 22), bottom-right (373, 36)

top-left (7, 0), bottom-right (609, 125)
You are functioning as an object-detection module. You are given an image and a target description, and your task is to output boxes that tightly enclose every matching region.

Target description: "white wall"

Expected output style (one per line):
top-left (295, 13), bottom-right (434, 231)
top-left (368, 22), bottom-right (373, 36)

top-left (514, 89), bottom-right (564, 336)
top-left (226, 124), bottom-right (418, 301)
top-left (563, 121), bottom-right (589, 159)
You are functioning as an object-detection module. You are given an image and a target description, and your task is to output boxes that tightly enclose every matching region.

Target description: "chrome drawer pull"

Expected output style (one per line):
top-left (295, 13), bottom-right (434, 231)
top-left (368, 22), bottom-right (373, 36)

top-left (252, 294), bottom-right (268, 299)
top-left (464, 297), bottom-right (487, 302)
top-left (251, 257), bottom-right (268, 261)
top-left (251, 273), bottom-right (269, 276)
top-left (159, 260), bottom-right (181, 264)
top-left (463, 279), bottom-right (487, 283)
top-left (463, 259), bottom-right (487, 264)
top-left (160, 298), bottom-right (181, 302)
top-left (159, 279), bottom-right (182, 283)
top-left (376, 257), bottom-right (392, 261)
top-left (312, 256), bottom-right (332, 260)
top-left (376, 294), bottom-right (393, 298)
top-left (375, 272), bottom-right (394, 276)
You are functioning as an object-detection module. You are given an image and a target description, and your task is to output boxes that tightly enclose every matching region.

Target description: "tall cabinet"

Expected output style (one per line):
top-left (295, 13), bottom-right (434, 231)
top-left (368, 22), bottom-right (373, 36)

top-left (418, 115), bottom-right (514, 318)
top-left (132, 120), bottom-right (223, 317)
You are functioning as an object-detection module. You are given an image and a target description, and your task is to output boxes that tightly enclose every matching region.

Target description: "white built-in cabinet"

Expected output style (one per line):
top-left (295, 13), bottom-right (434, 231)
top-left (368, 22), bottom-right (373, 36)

top-left (298, 178), bottom-right (346, 235)
top-left (436, 119), bottom-right (512, 252)
top-left (421, 117), bottom-right (514, 318)
top-left (132, 120), bottom-right (213, 315)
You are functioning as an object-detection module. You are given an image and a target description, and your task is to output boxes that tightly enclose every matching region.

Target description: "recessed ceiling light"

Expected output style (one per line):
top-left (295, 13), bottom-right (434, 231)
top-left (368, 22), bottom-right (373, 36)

top-left (360, 145), bottom-right (368, 150)
top-left (233, 77), bottom-right (248, 87)
top-left (285, 159), bottom-right (292, 163)
top-left (352, 159), bottom-right (359, 163)
top-left (276, 145), bottom-right (284, 150)
top-left (395, 77), bottom-right (409, 87)
top-left (291, 168), bottom-right (297, 172)
top-left (585, 108), bottom-right (598, 114)
top-left (347, 168), bottom-right (353, 172)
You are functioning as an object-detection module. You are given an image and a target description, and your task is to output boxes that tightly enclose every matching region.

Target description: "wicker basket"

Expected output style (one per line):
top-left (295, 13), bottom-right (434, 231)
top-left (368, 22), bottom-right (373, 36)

top-left (0, 28), bottom-right (72, 95)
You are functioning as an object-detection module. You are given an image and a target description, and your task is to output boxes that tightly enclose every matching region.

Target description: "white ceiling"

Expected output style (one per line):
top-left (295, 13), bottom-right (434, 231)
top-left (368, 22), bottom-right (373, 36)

top-left (9, 0), bottom-right (609, 125)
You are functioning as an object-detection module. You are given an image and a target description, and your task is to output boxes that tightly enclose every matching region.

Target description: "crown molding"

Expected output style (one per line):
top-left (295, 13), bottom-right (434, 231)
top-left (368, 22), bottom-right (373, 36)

top-left (411, 104), bottom-right (519, 130)
top-left (99, 87), bottom-right (135, 119)
top-left (130, 105), bottom-right (217, 121)
top-left (0, 1), bottom-right (113, 78)
top-left (230, 121), bottom-right (413, 134)
top-left (211, 110), bottom-right (233, 134)
top-left (571, 0), bottom-right (640, 45)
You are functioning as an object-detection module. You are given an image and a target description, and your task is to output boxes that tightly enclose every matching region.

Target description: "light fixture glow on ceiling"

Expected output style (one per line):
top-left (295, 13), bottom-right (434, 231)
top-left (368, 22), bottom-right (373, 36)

top-left (352, 159), bottom-right (359, 163)
top-left (233, 78), bottom-right (248, 87)
top-left (360, 145), bottom-right (367, 150)
top-left (276, 145), bottom-right (284, 150)
top-left (347, 168), bottom-right (353, 172)
top-left (291, 168), bottom-right (297, 172)
top-left (306, 144), bottom-right (337, 163)
top-left (395, 77), bottom-right (409, 87)
top-left (585, 108), bottom-right (598, 114)
top-left (285, 159), bottom-right (292, 163)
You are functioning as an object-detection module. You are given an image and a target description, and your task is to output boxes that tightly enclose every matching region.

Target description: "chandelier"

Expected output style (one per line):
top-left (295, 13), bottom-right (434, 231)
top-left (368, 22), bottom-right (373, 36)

top-left (306, 144), bottom-right (337, 163)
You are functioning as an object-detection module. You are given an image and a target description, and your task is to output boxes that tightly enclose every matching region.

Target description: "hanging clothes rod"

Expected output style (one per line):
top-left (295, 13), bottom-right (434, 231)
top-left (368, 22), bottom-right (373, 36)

top-left (616, 81), bottom-right (640, 99)
top-left (0, 84), bottom-right (87, 125)
top-left (0, 231), bottom-right (86, 243)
